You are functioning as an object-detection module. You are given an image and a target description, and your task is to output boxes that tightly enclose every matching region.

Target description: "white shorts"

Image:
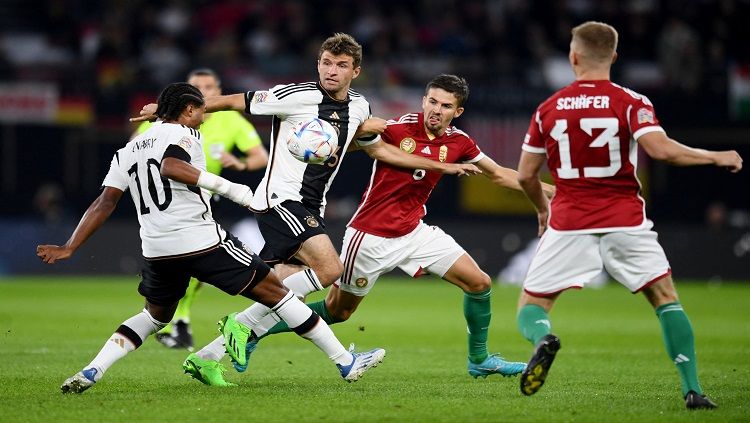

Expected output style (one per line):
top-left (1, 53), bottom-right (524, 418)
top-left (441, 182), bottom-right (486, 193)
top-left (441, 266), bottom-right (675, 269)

top-left (523, 228), bottom-right (671, 296)
top-left (336, 223), bottom-right (465, 296)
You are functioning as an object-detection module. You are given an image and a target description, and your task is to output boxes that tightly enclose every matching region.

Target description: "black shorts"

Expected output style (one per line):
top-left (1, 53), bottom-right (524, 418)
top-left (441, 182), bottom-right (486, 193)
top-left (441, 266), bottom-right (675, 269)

top-left (255, 200), bottom-right (327, 264)
top-left (138, 233), bottom-right (271, 306)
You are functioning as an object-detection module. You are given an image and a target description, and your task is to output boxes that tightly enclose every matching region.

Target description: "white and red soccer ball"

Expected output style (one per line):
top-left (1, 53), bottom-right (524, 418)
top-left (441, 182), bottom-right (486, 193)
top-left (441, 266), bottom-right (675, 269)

top-left (286, 118), bottom-right (338, 164)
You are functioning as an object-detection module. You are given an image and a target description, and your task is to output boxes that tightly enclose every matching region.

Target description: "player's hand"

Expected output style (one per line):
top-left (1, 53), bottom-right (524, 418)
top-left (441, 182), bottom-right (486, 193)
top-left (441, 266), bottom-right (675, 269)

top-left (227, 184), bottom-right (253, 207)
top-left (36, 244), bottom-right (73, 264)
top-left (536, 210), bottom-right (549, 237)
top-left (354, 117), bottom-right (387, 139)
top-left (443, 163), bottom-right (482, 176)
top-left (220, 152), bottom-right (247, 171)
top-left (542, 184), bottom-right (556, 199)
top-left (129, 103), bottom-right (158, 123)
top-left (714, 150), bottom-right (743, 173)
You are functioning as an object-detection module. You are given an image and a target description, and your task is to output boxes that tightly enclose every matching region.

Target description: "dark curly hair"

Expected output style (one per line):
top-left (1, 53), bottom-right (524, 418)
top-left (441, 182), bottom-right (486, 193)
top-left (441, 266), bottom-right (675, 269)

top-left (155, 82), bottom-right (205, 121)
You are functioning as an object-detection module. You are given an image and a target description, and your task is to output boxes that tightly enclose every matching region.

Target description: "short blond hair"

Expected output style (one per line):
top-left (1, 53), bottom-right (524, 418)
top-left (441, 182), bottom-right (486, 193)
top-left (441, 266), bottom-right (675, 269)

top-left (571, 21), bottom-right (618, 62)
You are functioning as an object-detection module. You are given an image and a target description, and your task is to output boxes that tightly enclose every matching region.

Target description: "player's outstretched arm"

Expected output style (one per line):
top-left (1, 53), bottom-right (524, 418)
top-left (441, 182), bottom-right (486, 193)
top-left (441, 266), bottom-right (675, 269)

top-left (517, 151), bottom-right (550, 237)
top-left (354, 117), bottom-right (387, 139)
top-left (36, 187), bottom-right (124, 264)
top-left (161, 157), bottom-right (253, 207)
top-left (638, 131), bottom-right (743, 172)
top-left (476, 156), bottom-right (555, 198)
top-left (130, 94), bottom-right (247, 123)
top-left (362, 140), bottom-right (481, 176)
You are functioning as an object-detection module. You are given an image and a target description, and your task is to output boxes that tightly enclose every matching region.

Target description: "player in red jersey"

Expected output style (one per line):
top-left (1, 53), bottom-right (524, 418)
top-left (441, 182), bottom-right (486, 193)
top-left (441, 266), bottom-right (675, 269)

top-left (515, 21), bottom-right (742, 409)
top-left (245, 74), bottom-right (555, 378)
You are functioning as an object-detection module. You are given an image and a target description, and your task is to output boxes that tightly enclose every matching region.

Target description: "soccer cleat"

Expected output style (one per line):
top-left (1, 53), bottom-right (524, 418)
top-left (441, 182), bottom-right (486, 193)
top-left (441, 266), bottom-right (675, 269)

top-left (218, 313), bottom-right (250, 367)
top-left (60, 368), bottom-right (97, 394)
top-left (685, 391), bottom-right (718, 410)
top-left (232, 335), bottom-right (259, 373)
top-left (182, 353), bottom-right (235, 387)
top-left (337, 345), bottom-right (386, 382)
top-left (520, 334), bottom-right (561, 396)
top-left (172, 320), bottom-right (194, 351)
top-left (468, 354), bottom-right (526, 378)
top-left (155, 332), bottom-right (181, 349)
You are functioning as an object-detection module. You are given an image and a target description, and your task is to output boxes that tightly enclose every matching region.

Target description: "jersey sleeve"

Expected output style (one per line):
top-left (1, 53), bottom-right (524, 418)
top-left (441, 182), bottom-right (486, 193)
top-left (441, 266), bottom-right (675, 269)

top-left (627, 94), bottom-right (664, 140)
top-left (230, 112), bottom-right (263, 152)
top-left (245, 84), bottom-right (305, 118)
top-left (459, 134), bottom-right (485, 163)
top-left (167, 128), bottom-right (202, 162)
top-left (521, 109), bottom-right (547, 154)
top-left (101, 151), bottom-right (129, 191)
top-left (352, 103), bottom-right (381, 147)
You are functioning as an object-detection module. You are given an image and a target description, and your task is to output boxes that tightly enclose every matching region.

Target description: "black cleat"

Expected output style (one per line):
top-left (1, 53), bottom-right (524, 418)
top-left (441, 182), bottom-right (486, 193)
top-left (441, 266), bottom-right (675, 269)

top-left (172, 320), bottom-right (194, 351)
top-left (520, 334), bottom-right (561, 396)
top-left (685, 391), bottom-right (717, 410)
top-left (155, 332), bottom-right (181, 349)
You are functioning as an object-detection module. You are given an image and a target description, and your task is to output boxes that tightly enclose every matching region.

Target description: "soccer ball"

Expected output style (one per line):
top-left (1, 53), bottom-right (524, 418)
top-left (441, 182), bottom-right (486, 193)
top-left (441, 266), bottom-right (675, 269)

top-left (286, 118), bottom-right (338, 164)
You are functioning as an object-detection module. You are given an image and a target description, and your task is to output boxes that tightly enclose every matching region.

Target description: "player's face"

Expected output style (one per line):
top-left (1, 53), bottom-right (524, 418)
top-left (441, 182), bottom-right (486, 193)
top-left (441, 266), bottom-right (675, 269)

top-left (421, 88), bottom-right (464, 136)
top-left (185, 103), bottom-right (206, 128)
top-left (317, 51), bottom-right (360, 100)
top-left (188, 75), bottom-right (221, 98)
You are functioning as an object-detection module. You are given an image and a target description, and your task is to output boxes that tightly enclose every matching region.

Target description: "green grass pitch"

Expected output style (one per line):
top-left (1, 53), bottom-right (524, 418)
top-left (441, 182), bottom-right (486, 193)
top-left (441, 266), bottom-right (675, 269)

top-left (1, 276), bottom-right (748, 422)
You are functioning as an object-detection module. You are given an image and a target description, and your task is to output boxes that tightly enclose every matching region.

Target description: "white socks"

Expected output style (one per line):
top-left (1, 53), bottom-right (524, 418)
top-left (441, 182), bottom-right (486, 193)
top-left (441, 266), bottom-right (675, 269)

top-left (282, 269), bottom-right (324, 298)
top-left (196, 291), bottom-right (350, 365)
top-left (84, 309), bottom-right (167, 381)
top-left (248, 269), bottom-right (326, 337)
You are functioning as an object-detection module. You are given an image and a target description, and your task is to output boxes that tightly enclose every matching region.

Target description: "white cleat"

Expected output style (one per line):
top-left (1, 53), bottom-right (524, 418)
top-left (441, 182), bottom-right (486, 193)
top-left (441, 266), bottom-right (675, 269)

top-left (60, 368), bottom-right (97, 394)
top-left (337, 344), bottom-right (386, 382)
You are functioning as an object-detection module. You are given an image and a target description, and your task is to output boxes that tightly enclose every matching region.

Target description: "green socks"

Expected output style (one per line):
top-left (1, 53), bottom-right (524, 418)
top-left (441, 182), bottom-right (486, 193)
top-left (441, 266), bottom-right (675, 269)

top-left (464, 288), bottom-right (492, 364)
top-left (517, 304), bottom-right (551, 346)
top-left (263, 300), bottom-right (339, 337)
top-left (656, 302), bottom-right (702, 396)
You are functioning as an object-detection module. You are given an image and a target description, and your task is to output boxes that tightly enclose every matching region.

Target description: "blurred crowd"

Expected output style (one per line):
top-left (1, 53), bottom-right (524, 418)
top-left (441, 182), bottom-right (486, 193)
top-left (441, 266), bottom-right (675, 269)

top-left (1, 0), bottom-right (748, 124)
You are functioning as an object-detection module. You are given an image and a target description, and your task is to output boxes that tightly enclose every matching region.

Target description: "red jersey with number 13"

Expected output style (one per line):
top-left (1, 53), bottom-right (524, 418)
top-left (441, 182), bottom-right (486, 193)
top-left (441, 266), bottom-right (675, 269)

top-left (348, 113), bottom-right (484, 238)
top-left (522, 80), bottom-right (664, 233)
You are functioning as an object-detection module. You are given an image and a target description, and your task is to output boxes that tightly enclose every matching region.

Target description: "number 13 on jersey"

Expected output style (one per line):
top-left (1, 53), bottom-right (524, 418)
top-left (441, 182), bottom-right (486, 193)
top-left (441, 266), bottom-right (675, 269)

top-left (551, 117), bottom-right (622, 179)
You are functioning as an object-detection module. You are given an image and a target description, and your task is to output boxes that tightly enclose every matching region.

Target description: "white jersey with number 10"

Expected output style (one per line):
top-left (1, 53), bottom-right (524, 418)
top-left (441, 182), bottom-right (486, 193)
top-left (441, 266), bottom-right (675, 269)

top-left (103, 121), bottom-right (224, 258)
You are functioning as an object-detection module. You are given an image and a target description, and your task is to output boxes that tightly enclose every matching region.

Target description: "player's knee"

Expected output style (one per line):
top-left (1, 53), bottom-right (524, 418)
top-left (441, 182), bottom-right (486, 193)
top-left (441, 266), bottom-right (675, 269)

top-left (465, 271), bottom-right (492, 293)
top-left (329, 306), bottom-right (354, 323)
top-left (316, 261), bottom-right (344, 286)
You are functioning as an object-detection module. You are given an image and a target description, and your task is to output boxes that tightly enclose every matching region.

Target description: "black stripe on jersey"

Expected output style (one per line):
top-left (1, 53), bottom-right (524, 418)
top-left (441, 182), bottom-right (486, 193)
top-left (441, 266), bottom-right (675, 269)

top-left (275, 84), bottom-right (319, 100)
top-left (162, 144), bottom-right (191, 163)
top-left (115, 151), bottom-right (120, 165)
top-left (347, 89), bottom-right (362, 98)
top-left (298, 87), bottom-right (351, 210)
top-left (185, 184), bottom-right (212, 221)
top-left (274, 82), bottom-right (317, 99)
top-left (256, 115), bottom-right (284, 212)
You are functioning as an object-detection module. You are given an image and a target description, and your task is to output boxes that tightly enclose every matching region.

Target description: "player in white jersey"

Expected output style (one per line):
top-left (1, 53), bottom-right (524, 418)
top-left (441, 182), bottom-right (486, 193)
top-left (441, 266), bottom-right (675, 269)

top-left (133, 33), bottom-right (479, 383)
top-left (37, 83), bottom-right (385, 394)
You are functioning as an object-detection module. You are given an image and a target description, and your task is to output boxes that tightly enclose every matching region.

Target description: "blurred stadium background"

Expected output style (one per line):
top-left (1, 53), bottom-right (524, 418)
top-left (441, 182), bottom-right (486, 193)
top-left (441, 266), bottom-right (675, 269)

top-left (0, 0), bottom-right (748, 279)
